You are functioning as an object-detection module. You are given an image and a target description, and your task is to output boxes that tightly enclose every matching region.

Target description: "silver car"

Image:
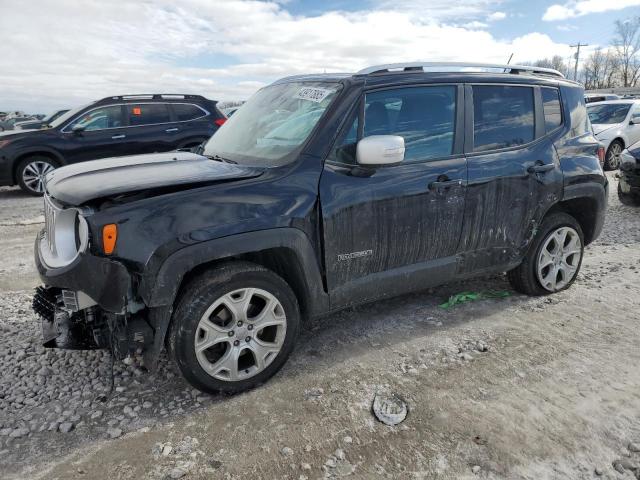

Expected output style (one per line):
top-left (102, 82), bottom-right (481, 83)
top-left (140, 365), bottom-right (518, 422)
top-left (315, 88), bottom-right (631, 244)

top-left (587, 100), bottom-right (640, 170)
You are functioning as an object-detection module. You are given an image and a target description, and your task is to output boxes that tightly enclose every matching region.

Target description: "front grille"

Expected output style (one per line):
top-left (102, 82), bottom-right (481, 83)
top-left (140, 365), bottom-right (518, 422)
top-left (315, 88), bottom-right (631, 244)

top-left (43, 194), bottom-right (60, 254)
top-left (33, 286), bottom-right (59, 323)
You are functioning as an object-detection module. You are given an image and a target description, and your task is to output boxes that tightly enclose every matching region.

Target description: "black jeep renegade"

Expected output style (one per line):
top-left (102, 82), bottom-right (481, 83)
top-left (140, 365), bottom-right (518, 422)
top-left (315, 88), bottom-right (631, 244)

top-left (33, 63), bottom-right (607, 393)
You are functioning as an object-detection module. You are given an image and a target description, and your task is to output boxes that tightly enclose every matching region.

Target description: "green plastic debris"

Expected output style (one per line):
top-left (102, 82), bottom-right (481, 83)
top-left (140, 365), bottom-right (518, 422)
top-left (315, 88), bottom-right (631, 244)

top-left (439, 290), bottom-right (510, 309)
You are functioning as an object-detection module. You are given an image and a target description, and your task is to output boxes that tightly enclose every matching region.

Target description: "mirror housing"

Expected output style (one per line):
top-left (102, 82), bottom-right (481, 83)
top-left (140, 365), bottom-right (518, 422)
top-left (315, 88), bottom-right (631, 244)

top-left (71, 124), bottom-right (85, 133)
top-left (356, 135), bottom-right (405, 166)
top-left (630, 116), bottom-right (640, 125)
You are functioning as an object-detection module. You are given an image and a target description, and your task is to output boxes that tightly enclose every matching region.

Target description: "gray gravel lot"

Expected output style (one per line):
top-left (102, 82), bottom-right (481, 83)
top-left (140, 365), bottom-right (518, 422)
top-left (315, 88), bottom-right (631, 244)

top-left (1, 174), bottom-right (639, 479)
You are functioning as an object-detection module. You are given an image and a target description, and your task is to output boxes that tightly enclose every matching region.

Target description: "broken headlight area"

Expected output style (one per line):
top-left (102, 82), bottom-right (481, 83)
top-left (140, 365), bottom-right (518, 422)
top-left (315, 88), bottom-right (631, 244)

top-left (32, 286), bottom-right (154, 360)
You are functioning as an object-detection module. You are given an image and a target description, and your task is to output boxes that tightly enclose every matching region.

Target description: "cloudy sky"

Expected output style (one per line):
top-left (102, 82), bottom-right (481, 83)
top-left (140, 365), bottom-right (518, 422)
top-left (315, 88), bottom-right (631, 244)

top-left (1, 0), bottom-right (639, 113)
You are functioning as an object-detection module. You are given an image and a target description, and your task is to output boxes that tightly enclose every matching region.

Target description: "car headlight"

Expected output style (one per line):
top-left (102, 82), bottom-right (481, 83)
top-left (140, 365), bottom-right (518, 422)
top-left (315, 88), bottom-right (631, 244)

top-left (40, 195), bottom-right (90, 268)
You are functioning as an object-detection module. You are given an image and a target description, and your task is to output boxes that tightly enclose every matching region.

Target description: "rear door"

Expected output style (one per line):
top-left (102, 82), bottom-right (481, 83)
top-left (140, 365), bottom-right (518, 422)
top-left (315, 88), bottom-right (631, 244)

top-left (458, 83), bottom-right (564, 273)
top-left (170, 102), bottom-right (216, 147)
top-left (122, 102), bottom-right (177, 154)
top-left (320, 84), bottom-right (467, 306)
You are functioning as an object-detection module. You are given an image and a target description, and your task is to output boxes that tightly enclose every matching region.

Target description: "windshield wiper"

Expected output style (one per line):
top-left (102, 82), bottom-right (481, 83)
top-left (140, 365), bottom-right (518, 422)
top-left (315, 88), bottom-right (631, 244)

top-left (205, 154), bottom-right (237, 164)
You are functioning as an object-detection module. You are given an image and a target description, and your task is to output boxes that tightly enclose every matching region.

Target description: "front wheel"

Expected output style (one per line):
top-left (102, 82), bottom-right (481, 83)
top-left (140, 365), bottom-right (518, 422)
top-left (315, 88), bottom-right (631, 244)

top-left (17, 156), bottom-right (58, 195)
top-left (168, 262), bottom-right (300, 394)
top-left (508, 212), bottom-right (584, 296)
top-left (604, 140), bottom-right (623, 171)
top-left (618, 182), bottom-right (640, 206)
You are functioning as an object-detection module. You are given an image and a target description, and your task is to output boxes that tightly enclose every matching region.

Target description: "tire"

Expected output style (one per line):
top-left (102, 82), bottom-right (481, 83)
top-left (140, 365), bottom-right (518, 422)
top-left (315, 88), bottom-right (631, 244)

top-left (16, 156), bottom-right (58, 196)
top-left (604, 140), bottom-right (623, 171)
top-left (618, 182), bottom-right (640, 206)
top-left (168, 261), bottom-right (300, 394)
top-left (508, 212), bottom-right (584, 296)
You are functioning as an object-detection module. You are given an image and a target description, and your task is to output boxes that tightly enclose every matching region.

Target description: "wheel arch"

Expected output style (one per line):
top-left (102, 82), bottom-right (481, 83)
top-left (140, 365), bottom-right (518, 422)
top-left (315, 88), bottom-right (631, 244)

top-left (140, 228), bottom-right (329, 370)
top-left (140, 228), bottom-right (329, 317)
top-left (544, 183), bottom-right (607, 245)
top-left (12, 149), bottom-right (65, 183)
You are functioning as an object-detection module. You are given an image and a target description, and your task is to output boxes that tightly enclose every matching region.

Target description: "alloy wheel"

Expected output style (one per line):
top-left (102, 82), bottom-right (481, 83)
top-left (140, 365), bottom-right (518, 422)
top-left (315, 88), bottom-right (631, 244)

top-left (607, 143), bottom-right (622, 169)
top-left (536, 226), bottom-right (582, 292)
top-left (22, 160), bottom-right (55, 194)
top-left (194, 288), bottom-right (287, 381)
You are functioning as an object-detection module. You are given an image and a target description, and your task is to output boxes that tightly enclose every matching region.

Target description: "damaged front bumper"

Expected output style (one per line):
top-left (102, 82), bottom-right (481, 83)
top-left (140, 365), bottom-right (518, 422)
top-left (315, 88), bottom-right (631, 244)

top-left (619, 151), bottom-right (640, 196)
top-left (33, 235), bottom-right (152, 356)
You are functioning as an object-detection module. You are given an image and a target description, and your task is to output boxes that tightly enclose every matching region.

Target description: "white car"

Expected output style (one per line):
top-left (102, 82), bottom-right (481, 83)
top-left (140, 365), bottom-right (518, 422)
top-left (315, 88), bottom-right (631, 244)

top-left (587, 100), bottom-right (640, 170)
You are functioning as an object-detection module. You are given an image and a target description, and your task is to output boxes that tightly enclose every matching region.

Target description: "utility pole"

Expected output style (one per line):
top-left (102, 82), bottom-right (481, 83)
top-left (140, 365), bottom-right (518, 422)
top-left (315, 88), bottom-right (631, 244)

top-left (570, 42), bottom-right (589, 81)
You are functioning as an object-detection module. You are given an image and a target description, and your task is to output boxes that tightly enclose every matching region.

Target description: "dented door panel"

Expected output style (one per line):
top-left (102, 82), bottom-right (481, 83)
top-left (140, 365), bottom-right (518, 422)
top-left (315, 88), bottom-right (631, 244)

top-left (321, 156), bottom-right (467, 293)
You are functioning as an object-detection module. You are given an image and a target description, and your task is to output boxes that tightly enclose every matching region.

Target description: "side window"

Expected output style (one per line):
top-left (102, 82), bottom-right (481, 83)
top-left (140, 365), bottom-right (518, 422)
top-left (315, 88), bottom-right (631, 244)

top-left (173, 103), bottom-right (206, 121)
top-left (128, 103), bottom-right (171, 126)
top-left (68, 105), bottom-right (123, 131)
top-left (363, 86), bottom-right (456, 163)
top-left (542, 87), bottom-right (562, 132)
top-left (473, 85), bottom-right (535, 152)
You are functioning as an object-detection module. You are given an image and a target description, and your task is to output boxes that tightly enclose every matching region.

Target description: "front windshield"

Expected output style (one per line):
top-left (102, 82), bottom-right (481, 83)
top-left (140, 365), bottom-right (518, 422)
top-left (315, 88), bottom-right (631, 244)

top-left (203, 81), bottom-right (341, 165)
top-left (587, 103), bottom-right (631, 125)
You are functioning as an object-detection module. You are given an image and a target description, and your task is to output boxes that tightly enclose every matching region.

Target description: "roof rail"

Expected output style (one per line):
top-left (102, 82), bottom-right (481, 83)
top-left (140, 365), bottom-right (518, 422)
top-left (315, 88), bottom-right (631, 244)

top-left (357, 62), bottom-right (565, 78)
top-left (105, 94), bottom-right (208, 101)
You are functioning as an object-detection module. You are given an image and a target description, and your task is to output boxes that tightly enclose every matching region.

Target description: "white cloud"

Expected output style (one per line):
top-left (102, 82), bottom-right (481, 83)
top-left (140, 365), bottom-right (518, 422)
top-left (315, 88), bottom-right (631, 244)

top-left (0, 1), bottom-right (572, 112)
top-left (464, 21), bottom-right (490, 29)
top-left (487, 11), bottom-right (507, 21)
top-left (543, 0), bottom-right (640, 21)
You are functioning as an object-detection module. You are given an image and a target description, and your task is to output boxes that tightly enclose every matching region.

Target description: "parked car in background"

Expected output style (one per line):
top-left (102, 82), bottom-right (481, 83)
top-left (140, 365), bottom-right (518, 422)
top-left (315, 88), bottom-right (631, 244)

top-left (14, 109), bottom-right (70, 130)
top-left (618, 142), bottom-right (640, 206)
top-left (585, 93), bottom-right (621, 104)
top-left (0, 94), bottom-right (226, 194)
top-left (587, 100), bottom-right (640, 170)
top-left (31, 62), bottom-right (606, 393)
top-left (0, 115), bottom-right (36, 132)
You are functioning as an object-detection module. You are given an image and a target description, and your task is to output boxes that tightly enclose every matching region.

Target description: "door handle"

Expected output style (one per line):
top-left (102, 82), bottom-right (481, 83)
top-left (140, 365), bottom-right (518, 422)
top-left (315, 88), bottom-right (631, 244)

top-left (527, 163), bottom-right (554, 174)
top-left (165, 128), bottom-right (179, 133)
top-left (111, 134), bottom-right (126, 140)
top-left (428, 176), bottom-right (464, 192)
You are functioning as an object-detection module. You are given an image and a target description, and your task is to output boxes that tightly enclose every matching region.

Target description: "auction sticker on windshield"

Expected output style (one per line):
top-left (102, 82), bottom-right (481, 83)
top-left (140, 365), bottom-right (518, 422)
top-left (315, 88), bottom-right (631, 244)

top-left (294, 87), bottom-right (335, 103)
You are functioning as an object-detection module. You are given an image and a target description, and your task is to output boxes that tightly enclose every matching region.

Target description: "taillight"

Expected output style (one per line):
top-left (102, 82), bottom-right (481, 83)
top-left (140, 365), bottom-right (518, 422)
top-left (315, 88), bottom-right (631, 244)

top-left (214, 118), bottom-right (226, 127)
top-left (597, 146), bottom-right (605, 166)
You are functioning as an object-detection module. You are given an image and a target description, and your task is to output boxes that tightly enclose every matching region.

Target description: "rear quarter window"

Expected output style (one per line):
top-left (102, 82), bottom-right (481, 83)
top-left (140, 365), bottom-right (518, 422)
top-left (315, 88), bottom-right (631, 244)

top-left (542, 87), bottom-right (563, 132)
top-left (173, 103), bottom-right (206, 121)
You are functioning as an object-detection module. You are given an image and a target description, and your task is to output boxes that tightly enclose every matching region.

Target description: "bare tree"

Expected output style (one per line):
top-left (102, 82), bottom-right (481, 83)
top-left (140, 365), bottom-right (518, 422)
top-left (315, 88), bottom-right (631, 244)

top-left (583, 48), bottom-right (619, 89)
top-left (533, 55), bottom-right (570, 76)
top-left (613, 16), bottom-right (640, 87)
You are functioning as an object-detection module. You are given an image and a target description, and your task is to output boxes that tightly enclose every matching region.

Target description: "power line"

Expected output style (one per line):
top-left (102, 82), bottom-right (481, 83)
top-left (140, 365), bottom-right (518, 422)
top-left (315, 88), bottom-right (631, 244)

top-left (570, 42), bottom-right (589, 81)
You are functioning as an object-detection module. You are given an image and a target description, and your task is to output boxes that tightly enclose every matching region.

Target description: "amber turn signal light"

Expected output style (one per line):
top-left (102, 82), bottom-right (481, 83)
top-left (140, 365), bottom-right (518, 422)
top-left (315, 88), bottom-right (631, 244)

top-left (102, 224), bottom-right (117, 254)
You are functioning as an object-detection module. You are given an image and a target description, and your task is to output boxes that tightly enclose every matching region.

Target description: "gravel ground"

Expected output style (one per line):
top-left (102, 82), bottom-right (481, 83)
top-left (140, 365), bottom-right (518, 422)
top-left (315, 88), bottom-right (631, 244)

top-left (1, 173), bottom-right (639, 479)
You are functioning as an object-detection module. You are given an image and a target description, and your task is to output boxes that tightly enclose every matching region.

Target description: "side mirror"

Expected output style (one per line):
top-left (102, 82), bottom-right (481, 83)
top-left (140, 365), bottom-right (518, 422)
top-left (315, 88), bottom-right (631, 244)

top-left (71, 124), bottom-right (85, 133)
top-left (356, 135), bottom-right (405, 166)
top-left (630, 117), bottom-right (640, 125)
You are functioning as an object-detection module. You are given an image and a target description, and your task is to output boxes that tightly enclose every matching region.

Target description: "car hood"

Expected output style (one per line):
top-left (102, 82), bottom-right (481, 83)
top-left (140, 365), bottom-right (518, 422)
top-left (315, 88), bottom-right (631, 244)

top-left (45, 151), bottom-right (262, 205)
top-left (592, 123), bottom-right (620, 136)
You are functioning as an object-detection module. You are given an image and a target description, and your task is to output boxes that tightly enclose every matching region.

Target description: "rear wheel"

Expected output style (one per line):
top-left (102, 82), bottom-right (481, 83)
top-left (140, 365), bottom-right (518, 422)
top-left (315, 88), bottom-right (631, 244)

top-left (604, 140), bottom-right (623, 170)
top-left (168, 262), bottom-right (300, 394)
top-left (17, 156), bottom-right (58, 195)
top-left (508, 212), bottom-right (584, 296)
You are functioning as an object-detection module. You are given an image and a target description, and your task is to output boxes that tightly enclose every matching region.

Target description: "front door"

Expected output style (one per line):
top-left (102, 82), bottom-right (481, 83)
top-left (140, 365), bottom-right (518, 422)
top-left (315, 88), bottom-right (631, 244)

top-left (320, 84), bottom-right (467, 307)
top-left (458, 84), bottom-right (565, 272)
top-left (62, 104), bottom-right (132, 163)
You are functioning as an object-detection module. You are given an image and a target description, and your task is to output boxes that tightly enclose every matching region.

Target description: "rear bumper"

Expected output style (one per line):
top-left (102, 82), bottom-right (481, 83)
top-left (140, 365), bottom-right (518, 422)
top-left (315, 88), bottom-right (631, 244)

top-left (34, 233), bottom-right (132, 313)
